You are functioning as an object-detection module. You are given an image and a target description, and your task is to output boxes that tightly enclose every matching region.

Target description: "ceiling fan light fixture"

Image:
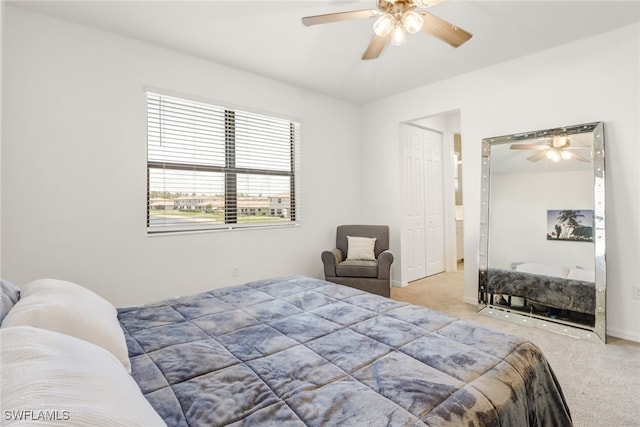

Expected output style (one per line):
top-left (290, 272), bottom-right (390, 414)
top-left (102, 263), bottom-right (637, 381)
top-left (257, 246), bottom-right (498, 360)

top-left (561, 150), bottom-right (572, 160)
top-left (402, 10), bottom-right (424, 34)
top-left (373, 13), bottom-right (395, 37)
top-left (391, 24), bottom-right (407, 45)
top-left (546, 150), bottom-right (561, 162)
top-left (552, 135), bottom-right (569, 148)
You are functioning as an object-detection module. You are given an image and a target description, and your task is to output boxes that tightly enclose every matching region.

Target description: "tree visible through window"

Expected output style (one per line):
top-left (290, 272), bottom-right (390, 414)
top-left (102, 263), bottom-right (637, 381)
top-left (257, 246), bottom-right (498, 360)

top-left (147, 92), bottom-right (299, 233)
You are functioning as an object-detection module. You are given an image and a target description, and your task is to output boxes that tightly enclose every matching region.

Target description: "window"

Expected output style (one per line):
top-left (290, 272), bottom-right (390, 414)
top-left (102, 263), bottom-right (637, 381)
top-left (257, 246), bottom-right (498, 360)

top-left (147, 92), bottom-right (299, 234)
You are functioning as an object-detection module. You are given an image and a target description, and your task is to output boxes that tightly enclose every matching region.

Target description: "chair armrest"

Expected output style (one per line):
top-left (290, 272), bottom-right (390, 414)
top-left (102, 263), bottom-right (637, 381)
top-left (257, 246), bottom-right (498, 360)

top-left (377, 250), bottom-right (394, 280)
top-left (321, 248), bottom-right (344, 278)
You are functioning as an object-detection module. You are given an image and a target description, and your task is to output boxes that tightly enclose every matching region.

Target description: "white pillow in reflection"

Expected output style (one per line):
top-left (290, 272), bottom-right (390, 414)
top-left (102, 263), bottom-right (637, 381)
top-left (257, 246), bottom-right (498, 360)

top-left (515, 262), bottom-right (569, 278)
top-left (567, 268), bottom-right (595, 282)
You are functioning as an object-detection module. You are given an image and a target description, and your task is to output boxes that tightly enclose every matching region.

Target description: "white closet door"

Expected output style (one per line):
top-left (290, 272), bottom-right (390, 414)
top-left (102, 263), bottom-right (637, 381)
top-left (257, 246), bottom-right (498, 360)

top-left (401, 124), bottom-right (427, 282)
top-left (401, 125), bottom-right (445, 283)
top-left (423, 129), bottom-right (445, 276)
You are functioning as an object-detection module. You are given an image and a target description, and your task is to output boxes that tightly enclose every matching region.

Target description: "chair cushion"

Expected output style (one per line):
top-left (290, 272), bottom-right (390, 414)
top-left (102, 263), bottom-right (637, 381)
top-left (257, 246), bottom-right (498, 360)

top-left (336, 225), bottom-right (389, 259)
top-left (336, 260), bottom-right (378, 278)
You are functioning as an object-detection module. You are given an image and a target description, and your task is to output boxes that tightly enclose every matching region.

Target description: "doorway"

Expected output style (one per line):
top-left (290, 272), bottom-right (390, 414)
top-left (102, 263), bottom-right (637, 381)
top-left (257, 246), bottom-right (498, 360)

top-left (399, 111), bottom-right (464, 285)
top-left (400, 123), bottom-right (445, 282)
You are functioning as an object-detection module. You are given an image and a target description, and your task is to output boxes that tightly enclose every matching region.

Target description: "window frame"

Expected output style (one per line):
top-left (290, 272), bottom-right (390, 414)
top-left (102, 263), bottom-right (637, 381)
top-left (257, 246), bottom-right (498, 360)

top-left (146, 91), bottom-right (300, 235)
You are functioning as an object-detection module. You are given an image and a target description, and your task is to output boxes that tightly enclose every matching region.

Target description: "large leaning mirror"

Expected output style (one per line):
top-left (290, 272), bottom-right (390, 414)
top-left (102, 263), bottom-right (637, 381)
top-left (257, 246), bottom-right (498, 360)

top-left (478, 122), bottom-right (606, 343)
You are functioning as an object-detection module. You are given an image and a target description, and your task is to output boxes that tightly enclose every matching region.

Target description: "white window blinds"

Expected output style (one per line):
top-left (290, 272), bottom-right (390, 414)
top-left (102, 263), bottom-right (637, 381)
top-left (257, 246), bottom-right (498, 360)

top-left (147, 92), bottom-right (299, 234)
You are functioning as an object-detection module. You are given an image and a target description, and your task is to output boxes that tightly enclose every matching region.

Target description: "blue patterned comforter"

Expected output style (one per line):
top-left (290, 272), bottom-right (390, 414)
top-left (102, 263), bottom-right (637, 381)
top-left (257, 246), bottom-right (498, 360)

top-left (118, 276), bottom-right (572, 426)
top-left (488, 267), bottom-right (595, 314)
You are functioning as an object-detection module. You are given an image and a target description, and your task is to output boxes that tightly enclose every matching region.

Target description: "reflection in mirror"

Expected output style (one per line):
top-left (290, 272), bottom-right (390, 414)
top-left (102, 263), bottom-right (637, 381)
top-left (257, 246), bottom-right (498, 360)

top-left (478, 122), bottom-right (606, 343)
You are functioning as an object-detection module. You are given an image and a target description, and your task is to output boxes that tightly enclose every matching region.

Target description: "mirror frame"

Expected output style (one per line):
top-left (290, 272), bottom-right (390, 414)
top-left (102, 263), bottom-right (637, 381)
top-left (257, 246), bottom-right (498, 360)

top-left (478, 122), bottom-right (606, 343)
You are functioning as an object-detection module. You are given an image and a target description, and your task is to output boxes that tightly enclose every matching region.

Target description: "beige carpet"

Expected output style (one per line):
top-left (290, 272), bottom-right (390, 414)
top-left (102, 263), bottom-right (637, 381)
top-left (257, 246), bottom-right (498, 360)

top-left (392, 268), bottom-right (640, 427)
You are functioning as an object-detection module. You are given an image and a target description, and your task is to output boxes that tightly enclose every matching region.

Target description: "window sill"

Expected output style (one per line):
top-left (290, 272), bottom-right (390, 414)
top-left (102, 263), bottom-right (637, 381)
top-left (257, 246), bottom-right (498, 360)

top-left (146, 222), bottom-right (301, 237)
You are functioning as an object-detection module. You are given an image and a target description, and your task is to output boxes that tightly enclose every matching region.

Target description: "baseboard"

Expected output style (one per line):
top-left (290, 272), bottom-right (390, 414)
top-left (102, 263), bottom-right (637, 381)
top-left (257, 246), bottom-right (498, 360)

top-left (391, 280), bottom-right (408, 288)
top-left (463, 296), bottom-right (478, 305)
top-left (606, 327), bottom-right (640, 343)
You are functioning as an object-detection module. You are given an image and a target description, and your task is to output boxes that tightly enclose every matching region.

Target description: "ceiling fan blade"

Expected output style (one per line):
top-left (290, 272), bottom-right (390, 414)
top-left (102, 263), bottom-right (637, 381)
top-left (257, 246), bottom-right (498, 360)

top-left (510, 144), bottom-right (548, 150)
top-left (302, 9), bottom-right (380, 26)
top-left (414, 0), bottom-right (449, 8)
top-left (567, 151), bottom-right (590, 162)
top-left (419, 12), bottom-right (472, 48)
top-left (362, 33), bottom-right (391, 60)
top-left (526, 152), bottom-right (548, 162)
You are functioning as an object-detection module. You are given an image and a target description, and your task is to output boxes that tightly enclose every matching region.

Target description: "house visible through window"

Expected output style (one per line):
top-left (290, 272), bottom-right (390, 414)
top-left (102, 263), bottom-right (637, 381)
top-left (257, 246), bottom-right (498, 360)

top-left (147, 92), bottom-right (299, 233)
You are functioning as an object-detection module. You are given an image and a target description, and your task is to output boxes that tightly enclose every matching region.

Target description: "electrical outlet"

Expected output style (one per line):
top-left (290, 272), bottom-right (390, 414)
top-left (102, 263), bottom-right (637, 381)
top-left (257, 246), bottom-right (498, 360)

top-left (633, 285), bottom-right (640, 300)
top-left (231, 266), bottom-right (239, 278)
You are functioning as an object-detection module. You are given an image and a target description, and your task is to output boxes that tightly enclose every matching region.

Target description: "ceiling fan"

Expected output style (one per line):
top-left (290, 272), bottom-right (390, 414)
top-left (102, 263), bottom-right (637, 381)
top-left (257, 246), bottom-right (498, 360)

top-left (510, 136), bottom-right (591, 162)
top-left (301, 0), bottom-right (473, 60)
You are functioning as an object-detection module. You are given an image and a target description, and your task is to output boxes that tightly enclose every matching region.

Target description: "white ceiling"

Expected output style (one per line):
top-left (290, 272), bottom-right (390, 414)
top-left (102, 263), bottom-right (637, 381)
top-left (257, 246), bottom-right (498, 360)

top-left (8, 0), bottom-right (640, 104)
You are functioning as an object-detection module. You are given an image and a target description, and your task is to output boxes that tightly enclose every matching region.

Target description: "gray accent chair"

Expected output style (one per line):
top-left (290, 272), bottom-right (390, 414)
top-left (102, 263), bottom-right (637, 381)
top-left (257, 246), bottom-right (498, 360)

top-left (321, 225), bottom-right (394, 297)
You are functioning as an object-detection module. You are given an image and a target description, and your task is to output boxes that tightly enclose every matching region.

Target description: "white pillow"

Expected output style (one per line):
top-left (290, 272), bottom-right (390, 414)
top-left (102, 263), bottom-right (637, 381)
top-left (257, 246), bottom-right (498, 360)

top-left (515, 262), bottom-right (569, 279)
top-left (0, 326), bottom-right (166, 427)
top-left (567, 268), bottom-right (595, 282)
top-left (346, 236), bottom-right (377, 261)
top-left (1, 279), bottom-right (131, 373)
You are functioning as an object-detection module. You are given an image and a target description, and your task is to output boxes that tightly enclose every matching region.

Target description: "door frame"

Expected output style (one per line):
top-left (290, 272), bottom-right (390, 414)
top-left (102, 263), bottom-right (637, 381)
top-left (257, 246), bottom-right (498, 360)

top-left (398, 116), bottom-right (459, 286)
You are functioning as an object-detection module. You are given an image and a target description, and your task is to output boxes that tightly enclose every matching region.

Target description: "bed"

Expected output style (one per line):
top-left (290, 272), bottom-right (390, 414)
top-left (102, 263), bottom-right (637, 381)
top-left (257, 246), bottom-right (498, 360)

top-left (487, 263), bottom-right (595, 315)
top-left (1, 276), bottom-right (572, 426)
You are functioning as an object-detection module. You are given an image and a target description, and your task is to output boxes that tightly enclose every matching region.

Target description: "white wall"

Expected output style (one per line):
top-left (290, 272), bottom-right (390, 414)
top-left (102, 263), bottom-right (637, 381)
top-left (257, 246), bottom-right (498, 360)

top-left (489, 170), bottom-right (595, 270)
top-left (362, 23), bottom-right (640, 341)
top-left (1, 7), bottom-right (363, 306)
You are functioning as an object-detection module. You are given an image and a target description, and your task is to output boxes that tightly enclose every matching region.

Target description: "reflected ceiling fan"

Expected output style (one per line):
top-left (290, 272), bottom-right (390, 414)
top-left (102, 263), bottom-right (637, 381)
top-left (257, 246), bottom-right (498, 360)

top-left (301, 0), bottom-right (472, 60)
top-left (510, 136), bottom-right (591, 162)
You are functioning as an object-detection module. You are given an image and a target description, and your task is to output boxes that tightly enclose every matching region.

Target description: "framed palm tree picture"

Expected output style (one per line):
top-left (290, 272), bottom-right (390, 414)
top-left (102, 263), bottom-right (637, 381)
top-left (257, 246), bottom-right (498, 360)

top-left (546, 209), bottom-right (594, 242)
